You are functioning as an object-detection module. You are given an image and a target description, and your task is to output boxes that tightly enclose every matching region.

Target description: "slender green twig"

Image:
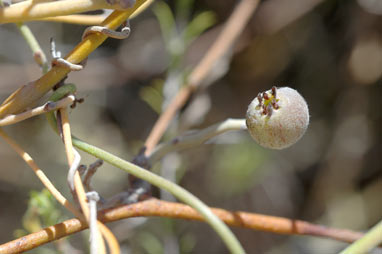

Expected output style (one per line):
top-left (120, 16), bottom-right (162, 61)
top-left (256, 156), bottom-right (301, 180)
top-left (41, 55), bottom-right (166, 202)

top-left (148, 118), bottom-right (247, 164)
top-left (73, 138), bottom-right (245, 254)
top-left (45, 86), bottom-right (245, 254)
top-left (143, 0), bottom-right (260, 155)
top-left (339, 220), bottom-right (382, 254)
top-left (16, 22), bottom-right (49, 73)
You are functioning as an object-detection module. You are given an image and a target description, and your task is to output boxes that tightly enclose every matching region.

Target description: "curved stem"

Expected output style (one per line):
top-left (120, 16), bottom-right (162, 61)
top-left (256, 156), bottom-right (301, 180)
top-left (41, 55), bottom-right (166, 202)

top-left (46, 121), bottom-right (246, 253)
top-left (148, 118), bottom-right (247, 164)
top-left (0, 95), bottom-right (74, 126)
top-left (0, 199), bottom-right (368, 254)
top-left (44, 84), bottom-right (245, 253)
top-left (0, 0), bottom-right (152, 118)
top-left (143, 0), bottom-right (260, 155)
top-left (339, 220), bottom-right (382, 254)
top-left (60, 109), bottom-right (113, 254)
top-left (0, 128), bottom-right (84, 219)
top-left (16, 22), bottom-right (49, 73)
top-left (72, 138), bottom-right (245, 254)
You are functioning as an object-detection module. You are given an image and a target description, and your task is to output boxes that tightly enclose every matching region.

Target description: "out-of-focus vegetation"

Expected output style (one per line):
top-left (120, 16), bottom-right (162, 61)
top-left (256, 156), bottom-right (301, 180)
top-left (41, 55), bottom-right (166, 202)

top-left (0, 0), bottom-right (381, 253)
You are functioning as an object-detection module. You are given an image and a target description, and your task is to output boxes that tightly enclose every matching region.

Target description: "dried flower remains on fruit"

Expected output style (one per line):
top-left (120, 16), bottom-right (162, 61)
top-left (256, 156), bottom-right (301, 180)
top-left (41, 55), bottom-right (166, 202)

top-left (246, 86), bottom-right (309, 149)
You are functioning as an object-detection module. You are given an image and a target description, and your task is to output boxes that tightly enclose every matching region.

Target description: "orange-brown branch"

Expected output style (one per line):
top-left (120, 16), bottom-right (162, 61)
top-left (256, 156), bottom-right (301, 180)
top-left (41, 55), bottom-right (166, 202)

top-left (0, 199), bottom-right (364, 254)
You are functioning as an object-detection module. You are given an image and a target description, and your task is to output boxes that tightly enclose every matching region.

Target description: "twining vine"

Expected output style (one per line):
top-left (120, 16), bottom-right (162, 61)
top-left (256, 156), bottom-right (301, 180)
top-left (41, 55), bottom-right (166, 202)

top-left (0, 0), bottom-right (381, 254)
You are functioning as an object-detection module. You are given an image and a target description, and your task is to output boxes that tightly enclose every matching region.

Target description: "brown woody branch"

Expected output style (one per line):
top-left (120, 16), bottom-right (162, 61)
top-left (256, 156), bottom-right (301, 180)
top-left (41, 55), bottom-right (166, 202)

top-left (0, 199), bottom-right (364, 254)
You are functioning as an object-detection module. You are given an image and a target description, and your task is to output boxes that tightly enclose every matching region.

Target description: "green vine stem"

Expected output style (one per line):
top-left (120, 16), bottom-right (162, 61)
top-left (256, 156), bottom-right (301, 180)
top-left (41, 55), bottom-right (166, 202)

top-left (16, 22), bottom-right (49, 73)
top-left (45, 86), bottom-right (245, 254)
top-left (339, 220), bottom-right (382, 254)
top-left (72, 138), bottom-right (245, 254)
top-left (5, 1), bottom-right (245, 252)
top-left (148, 118), bottom-right (247, 164)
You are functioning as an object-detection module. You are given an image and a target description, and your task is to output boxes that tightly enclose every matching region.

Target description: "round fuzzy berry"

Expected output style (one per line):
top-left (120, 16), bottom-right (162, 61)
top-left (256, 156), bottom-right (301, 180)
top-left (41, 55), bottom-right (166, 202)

top-left (246, 87), bottom-right (309, 149)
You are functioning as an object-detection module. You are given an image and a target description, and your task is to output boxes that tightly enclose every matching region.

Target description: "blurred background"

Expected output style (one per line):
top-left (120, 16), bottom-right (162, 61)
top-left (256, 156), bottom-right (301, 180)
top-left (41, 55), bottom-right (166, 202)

top-left (0, 0), bottom-right (381, 253)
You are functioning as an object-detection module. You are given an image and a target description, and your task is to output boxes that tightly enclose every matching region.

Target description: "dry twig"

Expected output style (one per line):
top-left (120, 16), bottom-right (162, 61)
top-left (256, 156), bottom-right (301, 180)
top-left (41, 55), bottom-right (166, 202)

top-left (0, 0), bottom-right (152, 118)
top-left (144, 0), bottom-right (260, 155)
top-left (59, 108), bottom-right (109, 254)
top-left (0, 0), bottom-right (124, 24)
top-left (0, 199), bottom-right (366, 254)
top-left (0, 95), bottom-right (75, 126)
top-left (0, 128), bottom-right (82, 218)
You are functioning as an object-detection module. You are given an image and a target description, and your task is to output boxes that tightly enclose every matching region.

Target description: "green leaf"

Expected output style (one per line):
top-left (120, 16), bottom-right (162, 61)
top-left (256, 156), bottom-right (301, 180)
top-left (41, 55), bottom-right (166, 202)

top-left (175, 0), bottom-right (194, 21)
top-left (211, 142), bottom-right (268, 197)
top-left (183, 11), bottom-right (216, 45)
top-left (139, 79), bottom-right (164, 114)
top-left (138, 232), bottom-right (164, 254)
top-left (153, 1), bottom-right (176, 46)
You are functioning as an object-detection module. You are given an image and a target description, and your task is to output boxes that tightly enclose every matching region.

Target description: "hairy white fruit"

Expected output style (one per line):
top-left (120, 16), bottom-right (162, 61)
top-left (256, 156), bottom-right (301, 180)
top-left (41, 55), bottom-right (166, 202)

top-left (246, 87), bottom-right (309, 149)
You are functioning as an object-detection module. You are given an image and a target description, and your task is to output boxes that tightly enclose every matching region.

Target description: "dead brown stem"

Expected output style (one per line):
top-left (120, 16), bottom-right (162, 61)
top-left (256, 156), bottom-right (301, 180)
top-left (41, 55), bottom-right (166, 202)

top-left (59, 109), bottom-right (115, 254)
top-left (0, 199), bottom-right (365, 254)
top-left (144, 0), bottom-right (260, 155)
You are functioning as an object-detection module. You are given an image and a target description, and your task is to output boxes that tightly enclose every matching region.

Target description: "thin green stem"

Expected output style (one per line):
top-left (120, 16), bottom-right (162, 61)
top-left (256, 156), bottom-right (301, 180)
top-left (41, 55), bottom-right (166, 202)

top-left (72, 137), bottom-right (245, 254)
top-left (16, 22), bottom-right (49, 74)
top-left (339, 220), bottom-right (382, 254)
top-left (148, 118), bottom-right (247, 164)
top-left (45, 86), bottom-right (245, 254)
